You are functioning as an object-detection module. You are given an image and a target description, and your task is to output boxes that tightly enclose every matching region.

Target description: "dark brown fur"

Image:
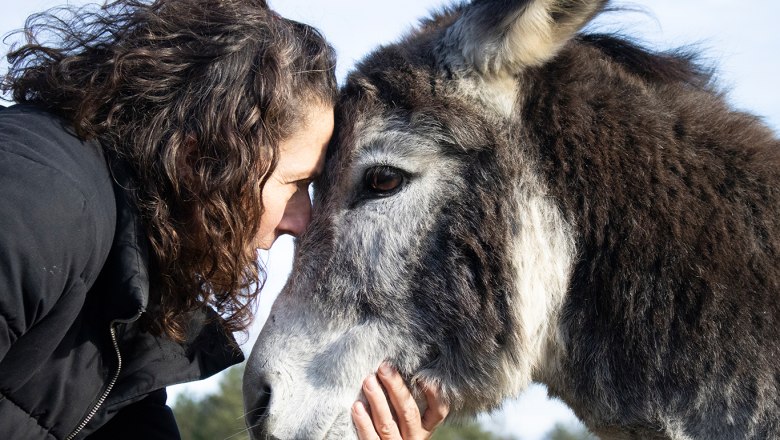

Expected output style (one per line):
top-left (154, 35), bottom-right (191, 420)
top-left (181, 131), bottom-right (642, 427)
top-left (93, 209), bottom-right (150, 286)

top-left (336, 4), bottom-right (780, 437)
top-left (524, 35), bottom-right (780, 436)
top-left (243, 2), bottom-right (780, 438)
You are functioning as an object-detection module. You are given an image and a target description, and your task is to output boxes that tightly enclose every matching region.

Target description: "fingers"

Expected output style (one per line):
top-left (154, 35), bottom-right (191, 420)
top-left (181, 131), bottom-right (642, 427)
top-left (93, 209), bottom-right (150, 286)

top-left (351, 363), bottom-right (450, 440)
top-left (352, 401), bottom-right (380, 440)
top-left (376, 364), bottom-right (423, 439)
top-left (420, 384), bottom-right (449, 432)
top-left (362, 373), bottom-right (402, 439)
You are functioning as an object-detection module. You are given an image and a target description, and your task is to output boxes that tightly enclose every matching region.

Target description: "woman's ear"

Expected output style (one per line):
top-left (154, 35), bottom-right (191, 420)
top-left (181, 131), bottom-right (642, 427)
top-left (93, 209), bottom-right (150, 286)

top-left (438, 0), bottom-right (607, 76)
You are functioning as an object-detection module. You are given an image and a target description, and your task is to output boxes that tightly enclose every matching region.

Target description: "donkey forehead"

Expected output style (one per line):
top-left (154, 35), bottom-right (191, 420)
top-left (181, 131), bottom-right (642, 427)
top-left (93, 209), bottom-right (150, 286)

top-left (332, 68), bottom-right (500, 166)
top-left (342, 114), bottom-right (454, 170)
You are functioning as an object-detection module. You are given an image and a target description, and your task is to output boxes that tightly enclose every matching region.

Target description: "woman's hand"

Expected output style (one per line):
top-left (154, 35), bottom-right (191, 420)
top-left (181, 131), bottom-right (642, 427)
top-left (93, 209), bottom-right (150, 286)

top-left (352, 363), bottom-right (449, 440)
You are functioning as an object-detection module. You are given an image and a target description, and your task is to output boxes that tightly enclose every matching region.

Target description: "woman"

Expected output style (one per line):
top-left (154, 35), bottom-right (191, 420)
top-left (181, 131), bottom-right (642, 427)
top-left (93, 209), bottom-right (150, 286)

top-left (0, 0), bottom-right (448, 438)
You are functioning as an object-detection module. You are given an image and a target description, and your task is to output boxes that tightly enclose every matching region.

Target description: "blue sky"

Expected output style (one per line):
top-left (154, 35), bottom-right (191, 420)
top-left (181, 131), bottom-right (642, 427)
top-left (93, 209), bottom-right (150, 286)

top-left (2, 1), bottom-right (778, 439)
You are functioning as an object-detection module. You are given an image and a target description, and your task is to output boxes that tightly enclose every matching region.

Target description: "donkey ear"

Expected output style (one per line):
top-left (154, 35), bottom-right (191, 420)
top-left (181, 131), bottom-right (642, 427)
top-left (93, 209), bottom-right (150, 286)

top-left (441, 0), bottom-right (607, 76)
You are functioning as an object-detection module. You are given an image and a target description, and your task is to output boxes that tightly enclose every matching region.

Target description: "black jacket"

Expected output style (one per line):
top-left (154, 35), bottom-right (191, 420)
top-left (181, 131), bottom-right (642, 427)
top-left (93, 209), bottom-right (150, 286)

top-left (0, 105), bottom-right (244, 439)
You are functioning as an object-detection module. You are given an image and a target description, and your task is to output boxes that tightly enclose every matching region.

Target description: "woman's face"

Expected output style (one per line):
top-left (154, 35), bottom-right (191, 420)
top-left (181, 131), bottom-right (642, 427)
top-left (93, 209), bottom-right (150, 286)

top-left (255, 104), bottom-right (334, 250)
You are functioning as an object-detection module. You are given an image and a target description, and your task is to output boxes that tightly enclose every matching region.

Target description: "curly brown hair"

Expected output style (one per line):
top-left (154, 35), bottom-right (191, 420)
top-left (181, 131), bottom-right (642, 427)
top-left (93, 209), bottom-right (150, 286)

top-left (1, 0), bottom-right (337, 341)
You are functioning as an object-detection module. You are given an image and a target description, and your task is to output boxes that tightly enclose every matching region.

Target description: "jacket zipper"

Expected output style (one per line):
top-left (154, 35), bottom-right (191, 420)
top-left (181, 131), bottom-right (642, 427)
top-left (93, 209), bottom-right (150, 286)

top-left (65, 311), bottom-right (142, 440)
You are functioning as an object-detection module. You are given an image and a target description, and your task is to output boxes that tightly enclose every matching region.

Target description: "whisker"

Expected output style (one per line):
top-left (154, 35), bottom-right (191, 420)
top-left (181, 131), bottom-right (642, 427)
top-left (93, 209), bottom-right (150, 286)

top-left (237, 405), bottom-right (266, 420)
top-left (221, 422), bottom-right (258, 440)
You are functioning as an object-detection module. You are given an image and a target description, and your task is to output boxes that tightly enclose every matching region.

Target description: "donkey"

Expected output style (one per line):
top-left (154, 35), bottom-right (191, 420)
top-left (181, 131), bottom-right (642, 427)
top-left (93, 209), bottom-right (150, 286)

top-left (244, 0), bottom-right (780, 438)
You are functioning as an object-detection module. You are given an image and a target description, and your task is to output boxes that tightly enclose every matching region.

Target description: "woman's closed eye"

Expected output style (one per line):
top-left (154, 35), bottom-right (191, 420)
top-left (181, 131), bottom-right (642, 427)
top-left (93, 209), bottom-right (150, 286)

top-left (289, 178), bottom-right (315, 201)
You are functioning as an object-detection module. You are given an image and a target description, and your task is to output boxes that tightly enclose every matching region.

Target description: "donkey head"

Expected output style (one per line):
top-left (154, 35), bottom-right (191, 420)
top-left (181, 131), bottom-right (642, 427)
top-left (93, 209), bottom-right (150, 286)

top-left (244, 1), bottom-right (605, 438)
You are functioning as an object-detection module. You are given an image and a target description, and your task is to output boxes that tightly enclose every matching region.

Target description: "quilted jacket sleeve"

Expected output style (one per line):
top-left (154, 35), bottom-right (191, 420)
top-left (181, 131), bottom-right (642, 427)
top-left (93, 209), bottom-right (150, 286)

top-left (0, 147), bottom-right (97, 362)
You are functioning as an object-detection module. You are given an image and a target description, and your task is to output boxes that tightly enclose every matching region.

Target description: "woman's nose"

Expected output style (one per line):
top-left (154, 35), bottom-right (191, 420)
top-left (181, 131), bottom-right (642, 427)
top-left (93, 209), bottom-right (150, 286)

top-left (276, 189), bottom-right (312, 237)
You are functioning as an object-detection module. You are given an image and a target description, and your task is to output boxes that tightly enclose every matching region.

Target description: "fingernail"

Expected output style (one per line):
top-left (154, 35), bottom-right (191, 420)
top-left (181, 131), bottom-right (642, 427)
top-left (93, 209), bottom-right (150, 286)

top-left (364, 374), bottom-right (379, 391)
top-left (353, 401), bottom-right (367, 415)
top-left (379, 362), bottom-right (393, 376)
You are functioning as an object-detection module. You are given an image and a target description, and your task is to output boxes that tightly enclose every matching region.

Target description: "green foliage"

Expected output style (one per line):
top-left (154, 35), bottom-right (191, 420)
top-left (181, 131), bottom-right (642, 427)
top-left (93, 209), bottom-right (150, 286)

top-left (173, 364), bottom-right (249, 440)
top-left (543, 422), bottom-right (598, 440)
top-left (431, 420), bottom-right (517, 440)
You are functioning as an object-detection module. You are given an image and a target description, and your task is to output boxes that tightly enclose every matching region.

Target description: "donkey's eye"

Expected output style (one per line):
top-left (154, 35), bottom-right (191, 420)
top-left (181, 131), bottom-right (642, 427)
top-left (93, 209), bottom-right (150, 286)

top-left (364, 165), bottom-right (406, 196)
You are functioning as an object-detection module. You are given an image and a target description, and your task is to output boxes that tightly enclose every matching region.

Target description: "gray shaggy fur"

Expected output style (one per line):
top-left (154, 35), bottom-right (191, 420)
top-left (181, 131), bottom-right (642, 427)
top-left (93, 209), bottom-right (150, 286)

top-left (244, 1), bottom-right (780, 439)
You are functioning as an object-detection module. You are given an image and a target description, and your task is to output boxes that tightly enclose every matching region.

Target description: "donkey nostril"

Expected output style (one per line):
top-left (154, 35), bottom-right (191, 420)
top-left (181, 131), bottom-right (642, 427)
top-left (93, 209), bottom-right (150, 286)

top-left (259, 383), bottom-right (272, 411)
top-left (248, 381), bottom-right (273, 429)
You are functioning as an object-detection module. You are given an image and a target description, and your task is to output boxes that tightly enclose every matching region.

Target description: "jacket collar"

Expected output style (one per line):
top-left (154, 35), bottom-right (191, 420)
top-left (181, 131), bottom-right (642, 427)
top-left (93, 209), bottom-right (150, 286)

top-left (105, 157), bottom-right (151, 321)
